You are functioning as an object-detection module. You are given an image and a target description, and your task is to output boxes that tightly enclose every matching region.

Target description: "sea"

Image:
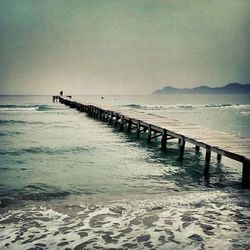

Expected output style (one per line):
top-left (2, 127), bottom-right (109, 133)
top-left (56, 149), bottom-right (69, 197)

top-left (0, 94), bottom-right (250, 250)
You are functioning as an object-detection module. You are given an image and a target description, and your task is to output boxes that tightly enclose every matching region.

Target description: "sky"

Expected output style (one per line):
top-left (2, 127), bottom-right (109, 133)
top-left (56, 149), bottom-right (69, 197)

top-left (0, 0), bottom-right (250, 95)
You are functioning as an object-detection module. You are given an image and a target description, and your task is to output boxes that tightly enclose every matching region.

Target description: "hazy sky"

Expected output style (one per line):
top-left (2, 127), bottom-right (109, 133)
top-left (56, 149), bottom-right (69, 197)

top-left (0, 0), bottom-right (250, 95)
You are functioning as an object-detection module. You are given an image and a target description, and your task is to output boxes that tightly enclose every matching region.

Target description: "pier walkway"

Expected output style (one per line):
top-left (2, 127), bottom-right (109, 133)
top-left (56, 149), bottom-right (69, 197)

top-left (56, 96), bottom-right (250, 188)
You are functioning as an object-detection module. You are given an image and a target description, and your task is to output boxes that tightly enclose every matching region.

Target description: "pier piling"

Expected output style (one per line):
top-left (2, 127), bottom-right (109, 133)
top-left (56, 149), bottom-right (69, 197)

top-left (127, 119), bottom-right (132, 132)
top-left (161, 129), bottom-right (167, 150)
top-left (204, 146), bottom-right (211, 174)
top-left (120, 115), bottom-right (124, 131)
top-left (242, 160), bottom-right (250, 188)
top-left (195, 145), bottom-right (200, 153)
top-left (179, 137), bottom-right (185, 160)
top-left (147, 125), bottom-right (152, 142)
top-left (136, 121), bottom-right (141, 138)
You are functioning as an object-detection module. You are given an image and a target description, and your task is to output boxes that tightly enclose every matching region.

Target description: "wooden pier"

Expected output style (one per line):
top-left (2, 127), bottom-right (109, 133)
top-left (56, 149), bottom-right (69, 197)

top-left (53, 95), bottom-right (72, 102)
top-left (56, 96), bottom-right (250, 188)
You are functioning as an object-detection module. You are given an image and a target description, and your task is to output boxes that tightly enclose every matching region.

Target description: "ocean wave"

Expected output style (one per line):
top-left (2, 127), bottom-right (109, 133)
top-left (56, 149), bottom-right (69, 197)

top-left (205, 104), bottom-right (250, 110)
top-left (121, 103), bottom-right (250, 111)
top-left (0, 184), bottom-right (104, 202)
top-left (0, 104), bottom-right (52, 112)
top-left (240, 111), bottom-right (250, 116)
top-left (0, 119), bottom-right (46, 125)
top-left (22, 184), bottom-right (71, 200)
top-left (0, 184), bottom-right (71, 201)
top-left (0, 146), bottom-right (97, 156)
top-left (0, 131), bottom-right (24, 136)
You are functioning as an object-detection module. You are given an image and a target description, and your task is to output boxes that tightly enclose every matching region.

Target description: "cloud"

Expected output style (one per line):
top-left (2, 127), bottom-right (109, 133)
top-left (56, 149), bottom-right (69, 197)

top-left (0, 0), bottom-right (249, 94)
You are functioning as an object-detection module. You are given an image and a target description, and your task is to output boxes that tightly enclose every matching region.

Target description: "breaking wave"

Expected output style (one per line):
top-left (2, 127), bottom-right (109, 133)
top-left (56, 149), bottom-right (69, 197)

top-left (121, 103), bottom-right (250, 111)
top-left (0, 183), bottom-right (72, 201)
top-left (0, 104), bottom-right (52, 112)
top-left (240, 111), bottom-right (250, 116)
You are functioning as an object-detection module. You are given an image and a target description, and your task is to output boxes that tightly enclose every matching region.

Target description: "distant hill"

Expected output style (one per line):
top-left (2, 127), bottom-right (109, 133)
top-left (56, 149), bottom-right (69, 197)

top-left (153, 83), bottom-right (250, 94)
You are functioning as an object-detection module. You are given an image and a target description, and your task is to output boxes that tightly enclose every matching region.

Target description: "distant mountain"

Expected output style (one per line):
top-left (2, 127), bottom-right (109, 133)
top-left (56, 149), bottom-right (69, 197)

top-left (153, 83), bottom-right (250, 94)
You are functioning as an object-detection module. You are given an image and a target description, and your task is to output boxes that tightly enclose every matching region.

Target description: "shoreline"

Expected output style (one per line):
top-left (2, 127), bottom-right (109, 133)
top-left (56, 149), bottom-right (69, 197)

top-left (1, 189), bottom-right (249, 249)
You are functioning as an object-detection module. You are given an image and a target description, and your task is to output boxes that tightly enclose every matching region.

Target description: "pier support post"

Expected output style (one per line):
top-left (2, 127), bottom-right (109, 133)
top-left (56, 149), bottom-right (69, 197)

top-left (136, 121), bottom-right (141, 138)
top-left (108, 111), bottom-right (111, 122)
top-left (127, 119), bottom-right (132, 132)
top-left (105, 111), bottom-right (108, 122)
top-left (178, 137), bottom-right (185, 160)
top-left (98, 110), bottom-right (102, 119)
top-left (147, 125), bottom-right (152, 142)
top-left (161, 129), bottom-right (167, 150)
top-left (242, 160), bottom-right (250, 188)
top-left (115, 114), bottom-right (119, 126)
top-left (120, 115), bottom-right (124, 131)
top-left (217, 154), bottom-right (222, 162)
top-left (204, 146), bottom-right (211, 175)
top-left (109, 112), bottom-right (113, 124)
top-left (195, 145), bottom-right (200, 153)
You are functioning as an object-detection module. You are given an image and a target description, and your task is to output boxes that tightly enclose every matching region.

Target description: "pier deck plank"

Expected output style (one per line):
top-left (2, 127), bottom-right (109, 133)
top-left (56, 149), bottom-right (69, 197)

top-left (64, 97), bottom-right (250, 160)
